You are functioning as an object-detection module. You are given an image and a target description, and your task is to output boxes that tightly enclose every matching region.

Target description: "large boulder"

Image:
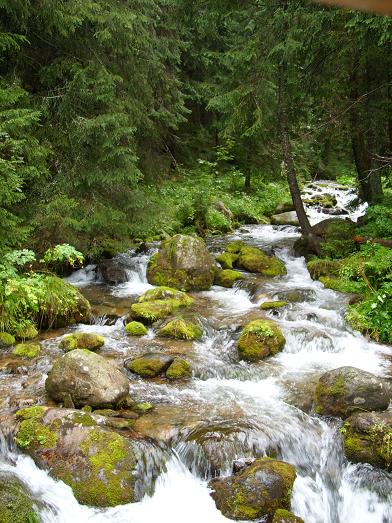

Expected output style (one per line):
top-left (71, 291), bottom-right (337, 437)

top-left (45, 349), bottom-right (129, 407)
top-left (314, 367), bottom-right (391, 418)
top-left (342, 410), bottom-right (392, 470)
top-left (59, 333), bottom-right (105, 352)
top-left (271, 211), bottom-right (299, 226)
top-left (97, 258), bottom-right (129, 284)
top-left (0, 473), bottom-right (41, 523)
top-left (209, 457), bottom-right (296, 520)
top-left (14, 407), bottom-right (162, 507)
top-left (147, 235), bottom-right (215, 291)
top-left (222, 242), bottom-right (286, 277)
top-left (238, 319), bottom-right (286, 362)
top-left (125, 353), bottom-right (191, 380)
top-left (130, 286), bottom-right (194, 324)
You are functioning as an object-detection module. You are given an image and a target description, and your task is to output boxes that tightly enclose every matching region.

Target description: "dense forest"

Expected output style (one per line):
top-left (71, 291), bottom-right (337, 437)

top-left (0, 2), bottom-right (392, 522)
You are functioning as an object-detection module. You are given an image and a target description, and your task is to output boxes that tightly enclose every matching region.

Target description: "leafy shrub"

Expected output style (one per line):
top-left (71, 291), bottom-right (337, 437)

top-left (357, 199), bottom-right (392, 239)
top-left (42, 243), bottom-right (84, 273)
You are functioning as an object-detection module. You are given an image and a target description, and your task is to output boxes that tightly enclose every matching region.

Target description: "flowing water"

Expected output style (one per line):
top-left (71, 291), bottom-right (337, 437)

top-left (0, 181), bottom-right (391, 522)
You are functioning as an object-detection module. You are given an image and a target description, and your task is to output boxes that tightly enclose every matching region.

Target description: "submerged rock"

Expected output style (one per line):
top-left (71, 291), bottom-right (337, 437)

top-left (209, 457), bottom-right (296, 520)
top-left (238, 319), bottom-right (285, 362)
top-left (45, 349), bottom-right (129, 407)
top-left (158, 317), bottom-right (202, 340)
top-left (0, 473), bottom-right (41, 523)
top-left (14, 407), bottom-right (163, 507)
top-left (314, 366), bottom-right (391, 418)
top-left (59, 333), bottom-right (105, 352)
top-left (215, 269), bottom-right (245, 288)
top-left (147, 234), bottom-right (215, 291)
top-left (342, 410), bottom-right (392, 470)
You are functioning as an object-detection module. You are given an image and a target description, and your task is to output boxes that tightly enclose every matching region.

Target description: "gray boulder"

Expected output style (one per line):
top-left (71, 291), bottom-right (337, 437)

top-left (45, 349), bottom-right (129, 407)
top-left (271, 211), bottom-right (299, 226)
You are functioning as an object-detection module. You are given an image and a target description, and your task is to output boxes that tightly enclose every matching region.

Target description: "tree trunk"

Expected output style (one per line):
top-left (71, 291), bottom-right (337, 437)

top-left (278, 63), bottom-right (312, 235)
top-left (244, 171), bottom-right (251, 193)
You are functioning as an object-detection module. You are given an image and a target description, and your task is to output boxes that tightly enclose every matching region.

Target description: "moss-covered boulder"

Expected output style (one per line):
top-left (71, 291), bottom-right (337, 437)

top-left (147, 234), bottom-right (215, 291)
top-left (15, 407), bottom-right (162, 507)
top-left (45, 349), bottom-right (129, 407)
top-left (130, 286), bottom-right (194, 324)
top-left (165, 358), bottom-right (192, 379)
top-left (0, 332), bottom-right (15, 346)
top-left (0, 473), bottom-right (41, 523)
top-left (272, 509), bottom-right (304, 523)
top-left (15, 324), bottom-right (38, 340)
top-left (158, 317), bottom-right (202, 340)
top-left (342, 410), bottom-right (392, 470)
top-left (237, 245), bottom-right (286, 276)
top-left (125, 321), bottom-right (148, 336)
top-left (126, 353), bottom-right (174, 378)
top-left (314, 367), bottom-right (390, 418)
top-left (215, 269), bottom-right (245, 288)
top-left (307, 258), bottom-right (342, 280)
top-left (13, 343), bottom-right (41, 358)
top-left (238, 320), bottom-right (286, 362)
top-left (270, 211), bottom-right (299, 226)
top-left (260, 301), bottom-right (289, 310)
top-left (209, 457), bottom-right (296, 520)
top-left (216, 252), bottom-right (239, 270)
top-left (59, 333), bottom-right (105, 352)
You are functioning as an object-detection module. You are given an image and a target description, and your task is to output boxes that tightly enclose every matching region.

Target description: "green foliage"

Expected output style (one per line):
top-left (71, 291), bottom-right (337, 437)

top-left (42, 243), bottom-right (84, 273)
top-left (357, 200), bottom-right (392, 239)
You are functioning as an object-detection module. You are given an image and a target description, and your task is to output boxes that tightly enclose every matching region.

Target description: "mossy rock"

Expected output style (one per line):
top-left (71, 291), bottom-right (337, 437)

top-left (133, 402), bottom-right (154, 414)
top-left (158, 317), bottom-right (202, 340)
top-left (125, 353), bottom-right (174, 378)
top-left (342, 410), bottom-right (392, 470)
top-left (307, 258), bottom-right (341, 280)
top-left (226, 241), bottom-right (245, 254)
top-left (130, 299), bottom-right (182, 324)
top-left (165, 358), bottom-right (192, 380)
top-left (318, 276), bottom-right (363, 294)
top-left (272, 509), bottom-right (304, 523)
top-left (147, 235), bottom-right (215, 291)
top-left (13, 343), bottom-right (41, 358)
top-left (139, 286), bottom-right (194, 306)
top-left (0, 474), bottom-right (41, 523)
top-left (237, 245), bottom-right (286, 277)
top-left (314, 366), bottom-right (390, 418)
top-left (209, 457), bottom-right (296, 520)
top-left (260, 301), bottom-right (289, 310)
top-left (59, 333), bottom-right (105, 352)
top-left (15, 324), bottom-right (38, 340)
top-left (216, 252), bottom-right (239, 270)
top-left (15, 408), bottom-right (161, 507)
top-left (215, 269), bottom-right (244, 288)
top-left (0, 332), bottom-right (15, 346)
top-left (238, 320), bottom-right (285, 362)
top-left (125, 321), bottom-right (148, 336)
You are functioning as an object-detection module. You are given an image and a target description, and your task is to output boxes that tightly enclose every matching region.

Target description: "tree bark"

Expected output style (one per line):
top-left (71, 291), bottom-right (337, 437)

top-left (278, 63), bottom-right (312, 235)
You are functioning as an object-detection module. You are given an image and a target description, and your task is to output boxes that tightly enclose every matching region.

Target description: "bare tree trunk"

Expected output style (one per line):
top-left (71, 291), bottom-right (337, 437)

top-left (278, 63), bottom-right (312, 235)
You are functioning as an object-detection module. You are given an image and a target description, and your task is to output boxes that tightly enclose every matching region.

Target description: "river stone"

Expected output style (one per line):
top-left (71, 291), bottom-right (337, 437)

top-left (0, 473), bottom-right (41, 523)
top-left (14, 407), bottom-right (162, 507)
top-left (59, 332), bottom-right (105, 352)
top-left (97, 258), bottom-right (129, 284)
top-left (214, 269), bottom-right (244, 288)
top-left (314, 366), bottom-right (391, 418)
top-left (272, 509), bottom-right (304, 523)
top-left (238, 319), bottom-right (286, 362)
top-left (208, 457), bottom-right (296, 520)
top-left (342, 410), bottom-right (392, 470)
top-left (236, 244), bottom-right (286, 277)
top-left (270, 211), bottom-right (299, 226)
top-left (147, 234), bottom-right (215, 291)
top-left (125, 353), bottom-right (174, 378)
top-left (45, 349), bottom-right (129, 407)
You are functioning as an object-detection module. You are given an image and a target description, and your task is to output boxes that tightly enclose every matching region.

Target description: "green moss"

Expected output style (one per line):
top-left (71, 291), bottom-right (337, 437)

top-left (314, 375), bottom-right (347, 415)
top-left (272, 509), bottom-right (304, 522)
top-left (0, 477), bottom-right (40, 523)
top-left (13, 343), bottom-right (41, 358)
top-left (226, 241), bottom-right (245, 254)
top-left (68, 412), bottom-right (97, 427)
top-left (158, 317), bottom-right (202, 340)
top-left (133, 402), bottom-right (154, 413)
top-left (319, 276), bottom-right (364, 294)
top-left (59, 333), bottom-right (105, 352)
top-left (125, 321), bottom-right (148, 336)
top-left (216, 252), bottom-right (239, 270)
top-left (126, 354), bottom-right (172, 377)
top-left (70, 428), bottom-right (135, 507)
top-left (307, 259), bottom-right (341, 280)
top-left (165, 358), bottom-right (192, 379)
top-left (238, 320), bottom-right (285, 362)
top-left (82, 405), bottom-right (93, 413)
top-left (215, 269), bottom-right (244, 288)
top-left (130, 299), bottom-right (180, 324)
top-left (15, 324), bottom-right (38, 340)
top-left (260, 301), bottom-right (288, 310)
top-left (139, 286), bottom-right (194, 306)
top-left (92, 409), bottom-right (118, 417)
top-left (16, 406), bottom-right (45, 420)
top-left (16, 418), bottom-right (57, 450)
top-left (236, 245), bottom-right (286, 276)
top-left (0, 332), bottom-right (15, 346)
